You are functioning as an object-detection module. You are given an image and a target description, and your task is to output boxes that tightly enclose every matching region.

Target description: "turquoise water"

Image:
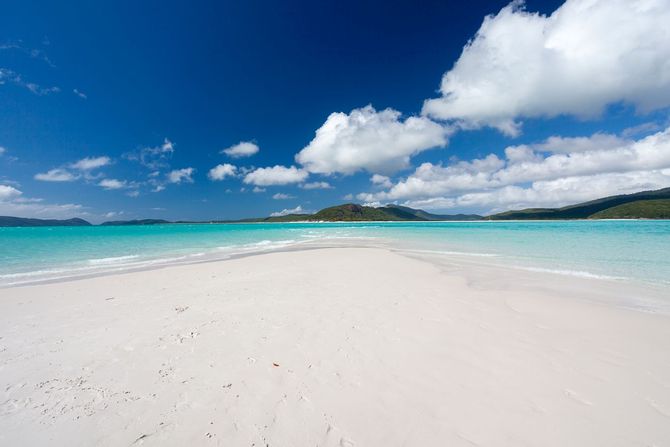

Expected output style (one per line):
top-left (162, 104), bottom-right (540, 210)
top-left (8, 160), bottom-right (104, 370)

top-left (0, 221), bottom-right (669, 287)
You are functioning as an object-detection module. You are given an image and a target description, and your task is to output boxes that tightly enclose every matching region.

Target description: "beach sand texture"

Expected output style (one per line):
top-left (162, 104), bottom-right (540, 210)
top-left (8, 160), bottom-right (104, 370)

top-left (1, 247), bottom-right (669, 446)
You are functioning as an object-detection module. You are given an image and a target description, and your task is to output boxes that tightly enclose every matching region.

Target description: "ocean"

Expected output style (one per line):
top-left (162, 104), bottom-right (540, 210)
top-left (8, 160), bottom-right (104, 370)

top-left (1, 221), bottom-right (669, 288)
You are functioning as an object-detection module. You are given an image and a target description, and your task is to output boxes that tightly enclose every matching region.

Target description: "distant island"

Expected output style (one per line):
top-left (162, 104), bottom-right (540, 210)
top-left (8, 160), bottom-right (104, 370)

top-left (2, 187), bottom-right (669, 227)
top-left (236, 204), bottom-right (483, 223)
top-left (0, 217), bottom-right (92, 227)
top-left (486, 187), bottom-right (670, 220)
top-left (99, 219), bottom-right (171, 226)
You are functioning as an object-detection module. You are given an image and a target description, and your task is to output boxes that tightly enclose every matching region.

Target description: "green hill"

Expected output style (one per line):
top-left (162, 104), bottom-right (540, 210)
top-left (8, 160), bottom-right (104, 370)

top-left (234, 204), bottom-right (483, 222)
top-left (307, 204), bottom-right (483, 221)
top-left (312, 204), bottom-right (398, 221)
top-left (382, 204), bottom-right (482, 221)
top-left (0, 216), bottom-right (92, 227)
top-left (5, 188), bottom-right (667, 226)
top-left (588, 199), bottom-right (670, 219)
top-left (487, 187), bottom-right (670, 220)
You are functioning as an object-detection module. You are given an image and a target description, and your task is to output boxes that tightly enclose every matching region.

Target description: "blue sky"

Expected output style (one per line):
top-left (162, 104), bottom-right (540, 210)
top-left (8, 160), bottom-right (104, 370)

top-left (1, 0), bottom-right (670, 222)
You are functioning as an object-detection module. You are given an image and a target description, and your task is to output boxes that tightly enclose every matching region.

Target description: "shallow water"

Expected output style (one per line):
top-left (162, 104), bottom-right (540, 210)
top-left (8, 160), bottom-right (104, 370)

top-left (1, 221), bottom-right (669, 287)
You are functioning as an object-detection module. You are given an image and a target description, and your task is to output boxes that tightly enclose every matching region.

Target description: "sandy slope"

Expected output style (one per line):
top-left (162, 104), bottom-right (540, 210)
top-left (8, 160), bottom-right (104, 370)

top-left (1, 247), bottom-right (669, 446)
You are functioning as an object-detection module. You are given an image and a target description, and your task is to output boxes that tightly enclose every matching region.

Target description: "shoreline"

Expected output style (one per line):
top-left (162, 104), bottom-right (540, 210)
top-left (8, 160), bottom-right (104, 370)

top-left (1, 246), bottom-right (669, 445)
top-left (2, 238), bottom-right (669, 315)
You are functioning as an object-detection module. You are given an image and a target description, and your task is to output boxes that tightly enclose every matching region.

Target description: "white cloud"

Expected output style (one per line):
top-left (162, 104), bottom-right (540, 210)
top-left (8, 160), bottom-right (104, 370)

top-left (0, 41), bottom-right (54, 67)
top-left (73, 88), bottom-right (87, 99)
top-left (125, 138), bottom-right (175, 169)
top-left (358, 125), bottom-right (670, 212)
top-left (270, 205), bottom-right (308, 217)
top-left (422, 0), bottom-right (670, 136)
top-left (0, 68), bottom-right (60, 96)
top-left (530, 133), bottom-right (630, 154)
top-left (34, 168), bottom-right (78, 182)
top-left (300, 181), bottom-right (333, 190)
top-left (243, 165), bottom-right (308, 186)
top-left (34, 156), bottom-right (110, 185)
top-left (0, 184), bottom-right (87, 219)
top-left (451, 171), bottom-right (670, 212)
top-left (272, 192), bottom-right (295, 200)
top-left (622, 122), bottom-right (662, 138)
top-left (358, 154), bottom-right (505, 202)
top-left (370, 174), bottom-right (392, 188)
top-left (0, 200), bottom-right (84, 219)
top-left (98, 178), bottom-right (127, 190)
top-left (208, 163), bottom-right (237, 181)
top-left (295, 105), bottom-right (449, 175)
top-left (0, 184), bottom-right (22, 201)
top-left (221, 141), bottom-right (260, 158)
top-left (167, 167), bottom-right (195, 184)
top-left (252, 186), bottom-right (266, 193)
top-left (13, 197), bottom-right (42, 204)
top-left (0, 146), bottom-right (5, 156)
top-left (70, 156), bottom-right (111, 170)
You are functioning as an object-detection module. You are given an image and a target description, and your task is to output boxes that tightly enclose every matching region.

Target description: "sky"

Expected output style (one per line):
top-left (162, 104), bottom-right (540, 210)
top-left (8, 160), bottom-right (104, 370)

top-left (1, 0), bottom-right (670, 222)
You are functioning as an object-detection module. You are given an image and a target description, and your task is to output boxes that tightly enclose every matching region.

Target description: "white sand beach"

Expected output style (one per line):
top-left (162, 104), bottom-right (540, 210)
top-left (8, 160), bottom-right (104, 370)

top-left (1, 247), bottom-right (669, 446)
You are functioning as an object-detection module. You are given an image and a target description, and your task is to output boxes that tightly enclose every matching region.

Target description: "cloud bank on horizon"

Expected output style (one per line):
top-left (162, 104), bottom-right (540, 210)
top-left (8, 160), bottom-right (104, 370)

top-left (1, 0), bottom-right (670, 220)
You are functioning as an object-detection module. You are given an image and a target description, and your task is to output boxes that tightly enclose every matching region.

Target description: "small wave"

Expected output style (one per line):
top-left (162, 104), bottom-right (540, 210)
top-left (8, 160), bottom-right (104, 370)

top-left (87, 255), bottom-right (140, 265)
top-left (0, 267), bottom-right (73, 280)
top-left (245, 239), bottom-right (297, 248)
top-left (404, 248), bottom-right (498, 258)
top-left (519, 266), bottom-right (624, 281)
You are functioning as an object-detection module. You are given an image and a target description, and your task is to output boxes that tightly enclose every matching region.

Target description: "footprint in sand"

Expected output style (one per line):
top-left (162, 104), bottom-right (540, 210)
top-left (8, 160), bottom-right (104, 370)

top-left (0, 397), bottom-right (31, 416)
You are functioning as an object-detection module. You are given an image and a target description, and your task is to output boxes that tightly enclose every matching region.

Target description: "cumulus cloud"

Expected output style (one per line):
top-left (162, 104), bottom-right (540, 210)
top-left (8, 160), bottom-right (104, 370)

top-left (208, 163), bottom-right (237, 181)
top-left (370, 174), bottom-right (392, 188)
top-left (252, 186), bottom-right (266, 193)
top-left (243, 165), bottom-right (308, 186)
top-left (272, 192), bottom-right (295, 200)
top-left (0, 184), bottom-right (22, 200)
top-left (34, 168), bottom-right (78, 182)
top-left (167, 168), bottom-right (195, 184)
top-left (98, 178), bottom-right (127, 190)
top-left (0, 146), bottom-right (5, 156)
top-left (295, 105), bottom-right (449, 175)
top-left (270, 205), bottom-right (308, 217)
top-left (0, 184), bottom-right (87, 219)
top-left (300, 181), bottom-right (333, 190)
top-left (221, 141), bottom-right (260, 158)
top-left (448, 171), bottom-right (670, 212)
top-left (422, 0), bottom-right (670, 136)
top-left (34, 156), bottom-right (110, 184)
top-left (358, 125), bottom-right (670, 212)
top-left (70, 156), bottom-right (111, 171)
